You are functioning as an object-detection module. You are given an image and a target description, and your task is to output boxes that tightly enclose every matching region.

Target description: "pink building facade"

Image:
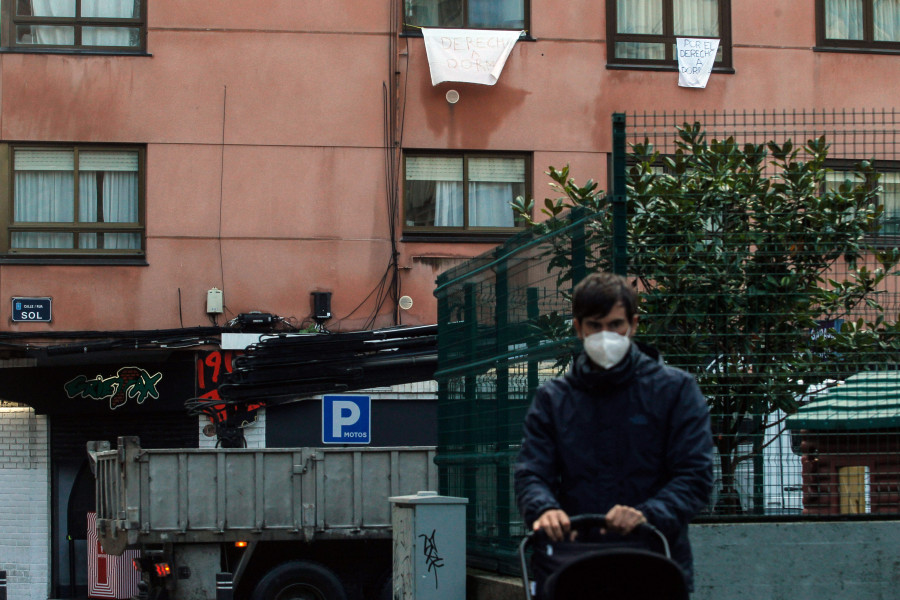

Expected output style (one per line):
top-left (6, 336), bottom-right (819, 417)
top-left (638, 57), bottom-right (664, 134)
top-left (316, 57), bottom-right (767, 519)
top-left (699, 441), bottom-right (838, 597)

top-left (0, 1), bottom-right (899, 598)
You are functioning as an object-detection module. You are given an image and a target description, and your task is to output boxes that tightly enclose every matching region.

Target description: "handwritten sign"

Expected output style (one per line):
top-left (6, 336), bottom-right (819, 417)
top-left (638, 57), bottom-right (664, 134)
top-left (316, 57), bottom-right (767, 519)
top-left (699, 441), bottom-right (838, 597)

top-left (422, 28), bottom-right (523, 86)
top-left (677, 38), bottom-right (720, 88)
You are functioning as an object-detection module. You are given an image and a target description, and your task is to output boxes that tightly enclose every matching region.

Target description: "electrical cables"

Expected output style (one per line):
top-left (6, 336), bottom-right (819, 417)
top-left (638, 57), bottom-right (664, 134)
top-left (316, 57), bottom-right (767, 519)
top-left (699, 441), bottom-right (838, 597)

top-left (203, 324), bottom-right (438, 407)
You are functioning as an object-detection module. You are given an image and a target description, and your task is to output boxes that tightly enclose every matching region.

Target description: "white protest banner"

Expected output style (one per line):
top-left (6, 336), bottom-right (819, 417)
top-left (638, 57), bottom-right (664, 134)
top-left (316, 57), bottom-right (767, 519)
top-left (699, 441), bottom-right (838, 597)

top-left (677, 38), bottom-right (720, 88)
top-left (421, 28), bottom-right (524, 86)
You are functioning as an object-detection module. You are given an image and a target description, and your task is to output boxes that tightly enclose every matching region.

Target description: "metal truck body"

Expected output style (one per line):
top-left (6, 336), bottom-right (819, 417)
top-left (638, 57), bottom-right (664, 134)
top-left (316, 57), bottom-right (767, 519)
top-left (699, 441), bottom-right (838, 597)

top-left (90, 436), bottom-right (437, 600)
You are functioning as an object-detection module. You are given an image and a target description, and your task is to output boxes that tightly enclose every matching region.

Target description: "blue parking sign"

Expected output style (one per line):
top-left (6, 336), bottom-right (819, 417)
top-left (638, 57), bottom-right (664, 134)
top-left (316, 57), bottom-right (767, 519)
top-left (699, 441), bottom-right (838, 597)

top-left (322, 395), bottom-right (371, 444)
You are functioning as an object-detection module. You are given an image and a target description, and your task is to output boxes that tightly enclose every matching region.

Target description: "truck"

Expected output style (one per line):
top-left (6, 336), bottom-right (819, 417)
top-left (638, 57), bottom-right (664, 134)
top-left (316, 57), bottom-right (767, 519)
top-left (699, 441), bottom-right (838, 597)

top-left (89, 436), bottom-right (437, 600)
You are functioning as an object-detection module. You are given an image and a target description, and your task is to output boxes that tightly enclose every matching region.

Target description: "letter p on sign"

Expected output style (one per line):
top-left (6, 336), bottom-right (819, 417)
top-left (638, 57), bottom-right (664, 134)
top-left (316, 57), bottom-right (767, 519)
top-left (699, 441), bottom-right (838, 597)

top-left (322, 395), bottom-right (371, 444)
top-left (332, 401), bottom-right (360, 437)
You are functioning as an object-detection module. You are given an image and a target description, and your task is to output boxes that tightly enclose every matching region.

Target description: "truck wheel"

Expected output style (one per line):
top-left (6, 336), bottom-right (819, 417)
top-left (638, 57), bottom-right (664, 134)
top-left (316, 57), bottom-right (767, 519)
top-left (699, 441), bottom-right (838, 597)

top-left (251, 561), bottom-right (347, 600)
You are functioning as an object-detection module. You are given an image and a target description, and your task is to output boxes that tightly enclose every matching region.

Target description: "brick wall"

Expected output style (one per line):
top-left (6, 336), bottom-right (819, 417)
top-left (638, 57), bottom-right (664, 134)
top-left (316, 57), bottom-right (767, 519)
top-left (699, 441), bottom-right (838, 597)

top-left (0, 404), bottom-right (50, 600)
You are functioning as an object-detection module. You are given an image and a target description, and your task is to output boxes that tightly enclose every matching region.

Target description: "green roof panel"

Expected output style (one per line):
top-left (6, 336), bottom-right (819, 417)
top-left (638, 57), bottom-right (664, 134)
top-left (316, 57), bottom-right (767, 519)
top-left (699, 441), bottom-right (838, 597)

top-left (787, 371), bottom-right (900, 431)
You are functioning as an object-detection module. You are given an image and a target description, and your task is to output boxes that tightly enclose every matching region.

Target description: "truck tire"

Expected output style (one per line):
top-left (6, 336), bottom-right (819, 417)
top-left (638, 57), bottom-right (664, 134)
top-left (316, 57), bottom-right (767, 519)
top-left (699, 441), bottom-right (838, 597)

top-left (251, 561), bottom-right (347, 600)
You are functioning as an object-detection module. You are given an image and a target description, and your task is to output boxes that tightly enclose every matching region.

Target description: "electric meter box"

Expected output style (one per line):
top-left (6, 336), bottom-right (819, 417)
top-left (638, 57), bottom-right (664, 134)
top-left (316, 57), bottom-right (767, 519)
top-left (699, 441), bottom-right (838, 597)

top-left (206, 288), bottom-right (224, 314)
top-left (390, 491), bottom-right (467, 600)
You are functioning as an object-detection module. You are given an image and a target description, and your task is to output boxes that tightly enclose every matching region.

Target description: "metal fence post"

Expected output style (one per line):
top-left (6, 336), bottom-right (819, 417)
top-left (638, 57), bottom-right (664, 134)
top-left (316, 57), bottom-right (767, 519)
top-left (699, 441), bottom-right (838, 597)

top-left (494, 249), bottom-right (510, 539)
top-left (463, 283), bottom-right (478, 540)
top-left (526, 287), bottom-right (540, 397)
top-left (436, 291), bottom-right (451, 494)
top-left (611, 112), bottom-right (628, 276)
top-left (570, 206), bottom-right (587, 290)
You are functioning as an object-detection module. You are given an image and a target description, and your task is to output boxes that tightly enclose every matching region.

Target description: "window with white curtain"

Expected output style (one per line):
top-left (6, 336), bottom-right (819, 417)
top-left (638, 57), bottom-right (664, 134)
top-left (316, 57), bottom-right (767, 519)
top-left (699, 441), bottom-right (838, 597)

top-left (881, 171), bottom-right (900, 235)
top-left (818, 0), bottom-right (900, 49)
top-left (4, 145), bottom-right (144, 256)
top-left (607, 0), bottom-right (731, 67)
top-left (404, 153), bottom-right (529, 233)
top-left (826, 164), bottom-right (900, 238)
top-left (404, 0), bottom-right (527, 30)
top-left (6, 0), bottom-right (144, 50)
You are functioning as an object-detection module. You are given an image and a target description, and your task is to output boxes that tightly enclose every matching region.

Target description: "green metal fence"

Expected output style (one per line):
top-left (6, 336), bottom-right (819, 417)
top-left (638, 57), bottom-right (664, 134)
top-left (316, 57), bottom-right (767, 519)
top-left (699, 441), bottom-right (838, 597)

top-left (434, 109), bottom-right (900, 572)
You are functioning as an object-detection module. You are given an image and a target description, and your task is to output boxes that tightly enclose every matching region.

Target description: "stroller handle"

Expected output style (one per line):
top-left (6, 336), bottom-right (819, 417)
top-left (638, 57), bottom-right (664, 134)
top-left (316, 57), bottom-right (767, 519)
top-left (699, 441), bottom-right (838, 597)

top-left (517, 513), bottom-right (671, 600)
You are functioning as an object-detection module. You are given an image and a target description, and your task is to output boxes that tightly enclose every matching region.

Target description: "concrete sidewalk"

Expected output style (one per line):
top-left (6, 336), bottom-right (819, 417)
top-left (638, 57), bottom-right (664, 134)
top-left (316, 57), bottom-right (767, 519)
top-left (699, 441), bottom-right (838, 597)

top-left (468, 568), bottom-right (524, 600)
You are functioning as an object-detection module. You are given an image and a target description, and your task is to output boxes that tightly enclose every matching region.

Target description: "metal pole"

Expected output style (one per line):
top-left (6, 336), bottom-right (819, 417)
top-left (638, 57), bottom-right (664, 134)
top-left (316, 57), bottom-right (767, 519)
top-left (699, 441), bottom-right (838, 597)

top-left (611, 113), bottom-right (628, 276)
top-left (570, 206), bottom-right (587, 290)
top-left (526, 287), bottom-right (540, 397)
top-left (436, 291), bottom-right (451, 494)
top-left (0, 569), bottom-right (7, 600)
top-left (494, 248), bottom-right (510, 539)
top-left (463, 283), bottom-right (478, 540)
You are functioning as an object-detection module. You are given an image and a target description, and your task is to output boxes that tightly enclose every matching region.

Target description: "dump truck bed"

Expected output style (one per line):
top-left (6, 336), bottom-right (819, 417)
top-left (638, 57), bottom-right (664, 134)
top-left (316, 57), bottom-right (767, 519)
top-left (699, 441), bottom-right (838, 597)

top-left (90, 436), bottom-right (437, 554)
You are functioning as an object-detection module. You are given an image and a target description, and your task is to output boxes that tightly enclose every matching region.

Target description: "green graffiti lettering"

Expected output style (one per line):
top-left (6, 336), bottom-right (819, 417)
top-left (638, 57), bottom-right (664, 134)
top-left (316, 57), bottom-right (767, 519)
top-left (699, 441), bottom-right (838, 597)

top-left (64, 374), bottom-right (121, 400)
top-left (64, 367), bottom-right (163, 410)
top-left (126, 370), bottom-right (163, 404)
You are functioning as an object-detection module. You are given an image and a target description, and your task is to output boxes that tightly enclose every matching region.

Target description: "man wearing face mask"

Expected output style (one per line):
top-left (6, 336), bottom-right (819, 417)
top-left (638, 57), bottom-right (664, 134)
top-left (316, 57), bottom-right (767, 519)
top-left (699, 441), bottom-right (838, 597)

top-left (514, 272), bottom-right (713, 594)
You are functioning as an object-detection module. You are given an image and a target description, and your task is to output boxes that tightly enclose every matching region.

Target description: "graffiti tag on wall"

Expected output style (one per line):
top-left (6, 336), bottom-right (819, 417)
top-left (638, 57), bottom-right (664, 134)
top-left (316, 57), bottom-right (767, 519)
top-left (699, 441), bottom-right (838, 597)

top-left (196, 350), bottom-right (262, 426)
top-left (419, 528), bottom-right (444, 588)
top-left (64, 367), bottom-right (163, 410)
top-left (196, 350), bottom-right (237, 403)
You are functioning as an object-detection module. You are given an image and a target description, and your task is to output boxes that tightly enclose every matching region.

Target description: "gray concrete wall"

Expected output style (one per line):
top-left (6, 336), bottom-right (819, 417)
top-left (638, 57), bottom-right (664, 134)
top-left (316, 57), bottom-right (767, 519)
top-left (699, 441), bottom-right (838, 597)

top-left (692, 521), bottom-right (900, 600)
top-left (468, 521), bottom-right (900, 600)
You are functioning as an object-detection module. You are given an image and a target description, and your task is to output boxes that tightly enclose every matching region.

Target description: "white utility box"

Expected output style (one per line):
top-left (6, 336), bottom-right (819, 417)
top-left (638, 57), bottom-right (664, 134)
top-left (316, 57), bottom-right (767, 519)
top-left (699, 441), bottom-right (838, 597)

top-left (390, 491), bottom-right (468, 600)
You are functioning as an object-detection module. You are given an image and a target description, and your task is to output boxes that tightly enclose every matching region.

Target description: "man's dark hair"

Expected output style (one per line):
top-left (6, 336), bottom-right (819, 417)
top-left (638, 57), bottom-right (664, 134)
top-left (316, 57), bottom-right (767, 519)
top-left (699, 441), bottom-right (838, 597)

top-left (572, 272), bottom-right (638, 322)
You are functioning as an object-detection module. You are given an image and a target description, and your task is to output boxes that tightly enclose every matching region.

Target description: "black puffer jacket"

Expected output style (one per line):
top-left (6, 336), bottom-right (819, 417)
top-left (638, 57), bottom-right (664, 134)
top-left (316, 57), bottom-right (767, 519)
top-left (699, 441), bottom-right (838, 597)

top-left (514, 342), bottom-right (713, 590)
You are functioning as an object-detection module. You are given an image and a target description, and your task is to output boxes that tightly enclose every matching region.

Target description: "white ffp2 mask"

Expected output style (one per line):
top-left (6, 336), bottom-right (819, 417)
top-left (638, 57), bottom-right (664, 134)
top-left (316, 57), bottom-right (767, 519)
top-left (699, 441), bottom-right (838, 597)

top-left (583, 330), bottom-right (631, 369)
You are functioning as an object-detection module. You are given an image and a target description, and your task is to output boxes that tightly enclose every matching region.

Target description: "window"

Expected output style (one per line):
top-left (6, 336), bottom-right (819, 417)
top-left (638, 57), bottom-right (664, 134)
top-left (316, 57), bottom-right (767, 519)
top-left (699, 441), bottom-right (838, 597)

top-left (4, 0), bottom-right (146, 51)
top-left (817, 0), bottom-right (900, 51)
top-left (403, 0), bottom-right (527, 31)
top-left (0, 144), bottom-right (144, 257)
top-left (838, 465), bottom-right (871, 514)
top-left (880, 171), bottom-right (900, 234)
top-left (607, 0), bottom-right (732, 68)
top-left (403, 152), bottom-right (529, 234)
top-left (826, 163), bottom-right (900, 238)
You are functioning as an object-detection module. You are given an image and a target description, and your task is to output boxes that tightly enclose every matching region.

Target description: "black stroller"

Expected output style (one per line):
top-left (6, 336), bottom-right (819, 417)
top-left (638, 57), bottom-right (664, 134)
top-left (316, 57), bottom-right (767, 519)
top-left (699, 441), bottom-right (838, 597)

top-left (518, 514), bottom-right (689, 600)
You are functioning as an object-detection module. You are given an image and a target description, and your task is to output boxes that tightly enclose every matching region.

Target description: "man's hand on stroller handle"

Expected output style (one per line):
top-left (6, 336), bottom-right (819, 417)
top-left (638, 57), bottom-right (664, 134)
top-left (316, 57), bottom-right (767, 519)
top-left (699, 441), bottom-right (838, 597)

top-left (601, 505), bottom-right (647, 535)
top-left (534, 505), bottom-right (647, 541)
top-left (533, 509), bottom-right (572, 541)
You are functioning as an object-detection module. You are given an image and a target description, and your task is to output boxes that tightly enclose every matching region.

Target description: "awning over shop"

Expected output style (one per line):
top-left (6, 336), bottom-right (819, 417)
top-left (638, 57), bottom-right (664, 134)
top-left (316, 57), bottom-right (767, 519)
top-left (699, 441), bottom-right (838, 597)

top-left (787, 371), bottom-right (900, 431)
